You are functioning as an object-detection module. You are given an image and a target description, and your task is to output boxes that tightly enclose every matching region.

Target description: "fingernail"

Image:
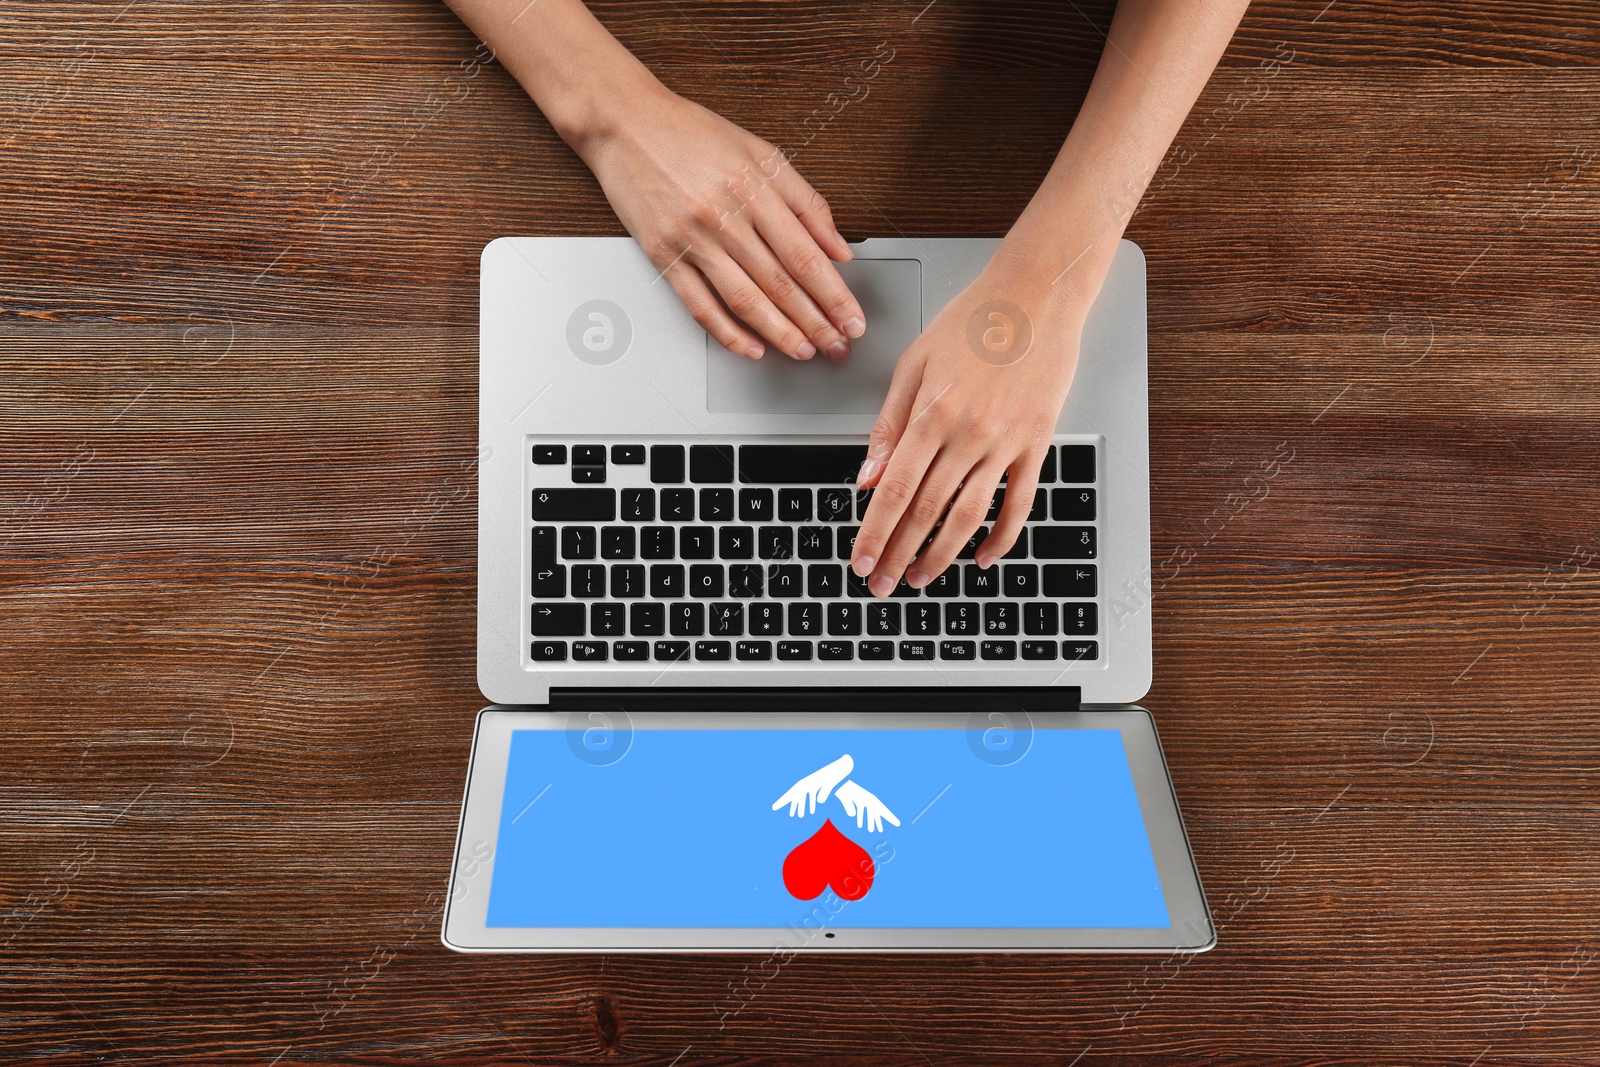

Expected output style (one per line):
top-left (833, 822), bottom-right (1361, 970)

top-left (743, 344), bottom-right (764, 359)
top-left (796, 341), bottom-right (817, 359)
top-left (869, 575), bottom-right (895, 598)
top-left (835, 230), bottom-right (851, 257)
top-left (855, 456), bottom-right (882, 485)
top-left (907, 569), bottom-right (930, 588)
top-left (868, 437), bottom-right (892, 460)
top-left (826, 339), bottom-right (850, 361)
top-left (977, 554), bottom-right (996, 569)
top-left (841, 316), bottom-right (865, 339)
top-left (854, 555), bottom-right (876, 575)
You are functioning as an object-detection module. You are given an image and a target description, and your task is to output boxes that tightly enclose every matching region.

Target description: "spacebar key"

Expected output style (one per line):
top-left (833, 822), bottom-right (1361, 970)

top-left (531, 488), bottom-right (615, 521)
top-left (739, 445), bottom-right (868, 484)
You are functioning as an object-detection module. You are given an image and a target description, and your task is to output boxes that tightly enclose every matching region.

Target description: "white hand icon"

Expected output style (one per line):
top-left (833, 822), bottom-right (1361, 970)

top-left (772, 754), bottom-right (853, 817)
top-left (833, 780), bottom-right (900, 833)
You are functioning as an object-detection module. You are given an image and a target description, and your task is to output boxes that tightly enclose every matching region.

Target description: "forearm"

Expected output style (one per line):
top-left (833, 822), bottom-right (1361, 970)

top-left (443, 0), bottom-right (664, 154)
top-left (992, 0), bottom-right (1250, 315)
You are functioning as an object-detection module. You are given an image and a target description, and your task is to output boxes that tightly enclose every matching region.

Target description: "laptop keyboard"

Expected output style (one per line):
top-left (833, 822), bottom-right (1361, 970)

top-left (527, 439), bottom-right (1101, 667)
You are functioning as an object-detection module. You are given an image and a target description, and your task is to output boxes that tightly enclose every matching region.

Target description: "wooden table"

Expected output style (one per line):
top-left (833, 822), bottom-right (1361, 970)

top-left (4, 2), bottom-right (1597, 1061)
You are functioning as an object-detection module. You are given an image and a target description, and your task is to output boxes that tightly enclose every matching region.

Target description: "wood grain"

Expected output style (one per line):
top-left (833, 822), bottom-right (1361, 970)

top-left (3, 1), bottom-right (1599, 1063)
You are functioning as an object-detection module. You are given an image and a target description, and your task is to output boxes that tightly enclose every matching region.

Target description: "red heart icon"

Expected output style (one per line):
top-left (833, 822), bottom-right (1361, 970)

top-left (782, 818), bottom-right (875, 901)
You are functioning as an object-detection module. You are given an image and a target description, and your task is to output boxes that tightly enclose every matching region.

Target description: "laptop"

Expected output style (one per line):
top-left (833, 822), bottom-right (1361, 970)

top-left (444, 236), bottom-right (1214, 953)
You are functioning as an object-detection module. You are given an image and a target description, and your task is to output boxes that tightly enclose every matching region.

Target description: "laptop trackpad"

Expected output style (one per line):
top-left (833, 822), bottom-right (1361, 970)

top-left (706, 258), bottom-right (922, 414)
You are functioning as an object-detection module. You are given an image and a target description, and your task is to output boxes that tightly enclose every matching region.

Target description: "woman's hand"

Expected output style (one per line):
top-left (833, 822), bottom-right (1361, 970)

top-left (849, 261), bottom-right (1085, 597)
top-left (577, 86), bottom-right (866, 362)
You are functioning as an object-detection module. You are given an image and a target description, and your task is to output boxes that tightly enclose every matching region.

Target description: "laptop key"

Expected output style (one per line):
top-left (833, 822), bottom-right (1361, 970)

top-left (689, 564), bottom-right (724, 598)
top-left (957, 526), bottom-right (988, 559)
top-left (653, 639), bottom-right (690, 661)
top-left (777, 640), bottom-right (813, 661)
top-left (600, 526), bottom-right (635, 559)
top-left (700, 488), bottom-right (734, 521)
top-left (531, 564), bottom-right (567, 599)
top-left (807, 564), bottom-right (843, 598)
top-left (681, 526), bottom-right (715, 559)
top-left (1022, 640), bottom-right (1057, 660)
top-left (1004, 529), bottom-right (1029, 560)
top-left (610, 564), bottom-right (645, 598)
top-left (613, 640), bottom-right (649, 661)
top-left (719, 525), bottom-right (754, 559)
top-left (924, 570), bottom-right (960, 597)
top-left (797, 526), bottom-right (832, 559)
top-left (1004, 564), bottom-right (1039, 598)
top-left (984, 602), bottom-right (1018, 635)
top-left (573, 444), bottom-right (605, 466)
top-left (532, 445), bottom-right (566, 464)
top-left (867, 602), bottom-right (901, 636)
top-left (945, 602), bottom-right (978, 635)
top-left (1023, 601), bottom-right (1059, 635)
top-left (940, 640), bottom-right (976, 660)
top-left (1053, 488), bottom-right (1096, 521)
top-left (1030, 489), bottom-right (1049, 522)
top-left (900, 640), bottom-right (935, 660)
top-left (1058, 444), bottom-right (1095, 483)
top-left (729, 564), bottom-right (764, 598)
top-left (641, 526), bottom-right (674, 560)
top-left (709, 602), bottom-right (743, 636)
top-left (573, 640), bottom-right (608, 661)
top-left (749, 602), bottom-right (783, 635)
top-left (571, 465), bottom-right (606, 484)
top-left (650, 444), bottom-right (685, 483)
top-left (661, 488), bottom-right (695, 521)
top-left (630, 602), bottom-right (664, 636)
top-left (562, 526), bottom-right (596, 559)
top-left (591, 602), bottom-right (625, 636)
top-left (859, 640), bottom-right (894, 660)
top-left (670, 602), bottom-right (705, 636)
top-left (1037, 448), bottom-right (1057, 484)
top-left (739, 488), bottom-right (774, 522)
top-left (980, 639), bottom-right (1017, 660)
top-left (740, 445), bottom-right (868, 484)
top-left (964, 565), bottom-right (999, 597)
top-left (621, 488), bottom-right (654, 521)
top-left (1043, 564), bottom-right (1097, 598)
top-left (530, 640), bottom-right (567, 661)
top-left (788, 602), bottom-right (822, 635)
top-left (695, 640), bottom-right (732, 661)
top-left (836, 525), bottom-right (859, 558)
top-left (855, 488), bottom-right (873, 520)
top-left (650, 564), bottom-right (685, 598)
top-left (1063, 640), bottom-right (1099, 661)
top-left (827, 602), bottom-right (862, 635)
top-left (768, 564), bottom-right (802, 597)
top-left (690, 444), bottom-right (735, 483)
top-left (1064, 603), bottom-right (1098, 635)
top-left (532, 488), bottom-right (614, 521)
top-left (759, 525), bottom-right (794, 560)
top-left (736, 639), bottom-right (772, 661)
top-left (818, 641), bottom-right (853, 660)
top-left (846, 570), bottom-right (873, 598)
top-left (611, 444), bottom-right (646, 465)
top-left (531, 603), bottom-right (584, 636)
top-left (906, 602), bottom-right (941, 635)
top-left (1033, 526), bottom-right (1097, 559)
top-left (778, 489), bottom-right (812, 522)
top-left (818, 488), bottom-right (852, 521)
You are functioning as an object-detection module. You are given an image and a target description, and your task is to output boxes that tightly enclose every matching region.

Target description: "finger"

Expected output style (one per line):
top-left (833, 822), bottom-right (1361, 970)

top-left (909, 460), bottom-right (1007, 589)
top-left (725, 223), bottom-right (851, 361)
top-left (753, 207), bottom-right (865, 353)
top-left (851, 358), bottom-right (929, 578)
top-left (977, 449), bottom-right (1047, 568)
top-left (854, 429), bottom-right (945, 594)
top-left (668, 261), bottom-right (766, 359)
top-left (871, 450), bottom-right (974, 596)
top-left (768, 155), bottom-right (852, 262)
top-left (697, 250), bottom-right (818, 360)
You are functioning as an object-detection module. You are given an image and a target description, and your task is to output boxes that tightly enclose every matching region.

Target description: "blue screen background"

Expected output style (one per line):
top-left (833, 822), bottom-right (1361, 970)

top-left (486, 727), bottom-right (1170, 929)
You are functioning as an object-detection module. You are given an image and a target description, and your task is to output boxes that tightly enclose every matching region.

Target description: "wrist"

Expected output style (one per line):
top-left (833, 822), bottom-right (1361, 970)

top-left (550, 61), bottom-right (672, 159)
top-left (980, 233), bottom-right (1109, 330)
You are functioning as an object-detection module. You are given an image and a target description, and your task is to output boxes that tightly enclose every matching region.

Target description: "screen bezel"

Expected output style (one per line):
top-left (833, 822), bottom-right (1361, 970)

top-left (442, 707), bottom-right (1214, 953)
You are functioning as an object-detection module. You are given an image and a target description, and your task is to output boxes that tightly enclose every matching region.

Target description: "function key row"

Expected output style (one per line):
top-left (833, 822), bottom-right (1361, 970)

top-left (530, 638), bottom-right (1100, 663)
top-left (531, 599), bottom-right (1097, 638)
top-left (531, 443), bottom-right (1096, 486)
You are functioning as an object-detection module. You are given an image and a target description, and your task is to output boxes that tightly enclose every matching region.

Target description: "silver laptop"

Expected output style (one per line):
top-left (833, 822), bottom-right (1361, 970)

top-left (445, 237), bottom-right (1213, 952)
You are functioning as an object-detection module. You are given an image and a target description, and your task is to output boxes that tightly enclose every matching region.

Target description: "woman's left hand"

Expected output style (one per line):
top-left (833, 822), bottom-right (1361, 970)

top-left (849, 262), bottom-right (1087, 597)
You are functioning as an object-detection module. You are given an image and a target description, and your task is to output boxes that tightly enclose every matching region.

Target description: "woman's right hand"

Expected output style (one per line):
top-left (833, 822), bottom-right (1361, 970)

top-left (575, 86), bottom-right (866, 362)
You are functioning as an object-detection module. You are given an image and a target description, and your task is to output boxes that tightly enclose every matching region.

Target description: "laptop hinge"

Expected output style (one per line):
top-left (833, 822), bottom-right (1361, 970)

top-left (548, 686), bottom-right (1081, 714)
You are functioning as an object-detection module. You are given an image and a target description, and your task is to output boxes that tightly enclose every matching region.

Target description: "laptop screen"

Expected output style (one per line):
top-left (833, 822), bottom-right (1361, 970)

top-left (485, 724), bottom-right (1172, 930)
